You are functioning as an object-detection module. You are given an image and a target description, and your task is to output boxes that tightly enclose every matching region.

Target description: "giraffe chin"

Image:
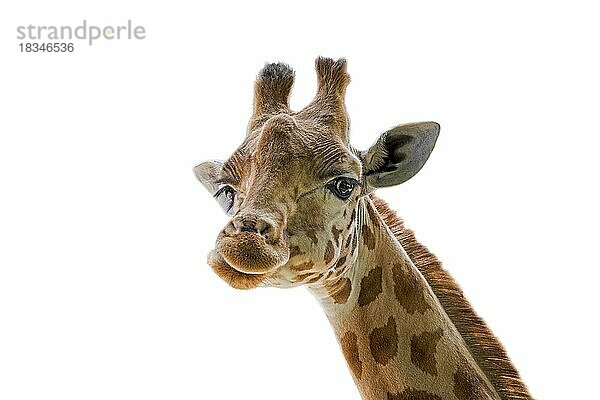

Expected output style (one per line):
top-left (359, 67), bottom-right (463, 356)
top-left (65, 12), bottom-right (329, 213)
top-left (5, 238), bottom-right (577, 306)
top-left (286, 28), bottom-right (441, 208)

top-left (208, 250), bottom-right (272, 290)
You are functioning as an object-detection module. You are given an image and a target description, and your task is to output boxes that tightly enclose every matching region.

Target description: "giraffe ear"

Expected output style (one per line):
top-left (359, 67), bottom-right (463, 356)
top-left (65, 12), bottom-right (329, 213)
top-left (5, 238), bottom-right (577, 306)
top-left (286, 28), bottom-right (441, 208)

top-left (194, 160), bottom-right (239, 215)
top-left (361, 122), bottom-right (440, 190)
top-left (193, 160), bottom-right (229, 208)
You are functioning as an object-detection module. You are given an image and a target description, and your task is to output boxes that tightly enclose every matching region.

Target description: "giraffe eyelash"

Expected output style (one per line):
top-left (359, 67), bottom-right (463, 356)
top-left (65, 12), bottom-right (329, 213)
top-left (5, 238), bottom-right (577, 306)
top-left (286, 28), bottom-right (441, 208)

top-left (214, 185), bottom-right (236, 215)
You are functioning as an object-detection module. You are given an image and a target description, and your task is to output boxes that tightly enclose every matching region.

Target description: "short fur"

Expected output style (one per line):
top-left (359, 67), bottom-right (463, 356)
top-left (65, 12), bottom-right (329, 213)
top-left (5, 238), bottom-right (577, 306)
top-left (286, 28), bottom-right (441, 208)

top-left (371, 195), bottom-right (532, 400)
top-left (196, 57), bottom-right (531, 400)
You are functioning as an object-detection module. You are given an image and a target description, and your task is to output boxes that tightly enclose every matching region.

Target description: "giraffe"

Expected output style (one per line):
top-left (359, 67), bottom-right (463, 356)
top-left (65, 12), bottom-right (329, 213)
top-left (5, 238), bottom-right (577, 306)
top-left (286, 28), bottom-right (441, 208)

top-left (194, 58), bottom-right (531, 400)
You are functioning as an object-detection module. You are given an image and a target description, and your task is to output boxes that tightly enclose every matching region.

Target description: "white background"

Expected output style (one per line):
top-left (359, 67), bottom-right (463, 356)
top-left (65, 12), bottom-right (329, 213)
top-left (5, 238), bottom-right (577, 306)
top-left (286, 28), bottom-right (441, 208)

top-left (1, 1), bottom-right (598, 399)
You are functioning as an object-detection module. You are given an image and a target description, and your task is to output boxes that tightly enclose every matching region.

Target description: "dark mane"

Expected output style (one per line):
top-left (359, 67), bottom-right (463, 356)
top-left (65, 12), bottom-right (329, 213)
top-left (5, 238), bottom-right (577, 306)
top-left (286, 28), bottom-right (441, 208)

top-left (371, 195), bottom-right (532, 400)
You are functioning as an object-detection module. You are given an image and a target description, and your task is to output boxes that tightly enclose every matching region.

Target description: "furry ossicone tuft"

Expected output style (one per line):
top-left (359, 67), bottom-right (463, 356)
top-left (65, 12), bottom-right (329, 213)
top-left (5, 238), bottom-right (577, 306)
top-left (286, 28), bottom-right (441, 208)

top-left (315, 56), bottom-right (351, 95)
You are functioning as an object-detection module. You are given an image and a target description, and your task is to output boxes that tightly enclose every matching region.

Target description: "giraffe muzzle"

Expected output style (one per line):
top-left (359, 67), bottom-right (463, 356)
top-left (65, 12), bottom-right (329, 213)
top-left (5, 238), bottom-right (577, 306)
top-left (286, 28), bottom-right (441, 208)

top-left (214, 215), bottom-right (290, 276)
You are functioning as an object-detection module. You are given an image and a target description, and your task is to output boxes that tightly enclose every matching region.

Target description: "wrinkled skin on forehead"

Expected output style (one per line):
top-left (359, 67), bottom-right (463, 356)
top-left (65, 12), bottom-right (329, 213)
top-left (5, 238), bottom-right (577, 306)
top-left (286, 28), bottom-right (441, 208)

top-left (194, 57), bottom-right (439, 290)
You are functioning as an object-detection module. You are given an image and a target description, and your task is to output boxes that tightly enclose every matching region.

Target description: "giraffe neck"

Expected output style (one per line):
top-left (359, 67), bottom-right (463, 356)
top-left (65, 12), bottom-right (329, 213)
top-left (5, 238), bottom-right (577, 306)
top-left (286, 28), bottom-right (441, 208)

top-left (308, 197), bottom-right (500, 400)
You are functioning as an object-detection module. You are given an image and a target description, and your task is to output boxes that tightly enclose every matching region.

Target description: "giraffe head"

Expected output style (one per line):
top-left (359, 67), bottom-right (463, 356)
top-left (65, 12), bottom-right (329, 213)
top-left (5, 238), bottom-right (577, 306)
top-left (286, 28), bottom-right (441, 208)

top-left (194, 58), bottom-right (439, 289)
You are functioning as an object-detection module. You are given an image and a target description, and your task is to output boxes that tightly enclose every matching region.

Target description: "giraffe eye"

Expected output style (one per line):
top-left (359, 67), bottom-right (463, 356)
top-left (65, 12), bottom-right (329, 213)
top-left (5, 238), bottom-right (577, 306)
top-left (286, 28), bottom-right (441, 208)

top-left (214, 185), bottom-right (236, 215)
top-left (327, 177), bottom-right (358, 200)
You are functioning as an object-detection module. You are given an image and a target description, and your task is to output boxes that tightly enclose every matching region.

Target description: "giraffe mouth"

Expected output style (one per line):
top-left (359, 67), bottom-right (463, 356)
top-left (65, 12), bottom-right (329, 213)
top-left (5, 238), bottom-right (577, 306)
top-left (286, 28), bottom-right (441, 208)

top-left (208, 250), bottom-right (272, 290)
top-left (216, 231), bottom-right (290, 274)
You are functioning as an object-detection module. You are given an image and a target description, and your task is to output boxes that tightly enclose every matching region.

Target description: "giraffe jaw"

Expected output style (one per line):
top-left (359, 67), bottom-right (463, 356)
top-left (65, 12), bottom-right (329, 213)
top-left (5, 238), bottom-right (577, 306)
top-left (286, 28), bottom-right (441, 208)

top-left (207, 250), bottom-right (273, 290)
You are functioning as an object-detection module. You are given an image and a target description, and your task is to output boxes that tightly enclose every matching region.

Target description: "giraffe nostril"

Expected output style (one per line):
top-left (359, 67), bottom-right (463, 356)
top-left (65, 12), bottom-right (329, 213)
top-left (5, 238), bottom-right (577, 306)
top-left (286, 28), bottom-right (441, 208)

top-left (254, 219), bottom-right (272, 237)
top-left (229, 214), bottom-right (274, 237)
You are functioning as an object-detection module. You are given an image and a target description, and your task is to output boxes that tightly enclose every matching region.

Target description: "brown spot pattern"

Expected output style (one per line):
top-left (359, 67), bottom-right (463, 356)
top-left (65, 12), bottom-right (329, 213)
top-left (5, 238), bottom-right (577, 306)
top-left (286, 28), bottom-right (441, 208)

top-left (392, 262), bottom-right (431, 314)
top-left (291, 261), bottom-right (314, 271)
top-left (305, 274), bottom-right (322, 284)
top-left (292, 273), bottom-right (311, 283)
top-left (371, 195), bottom-right (532, 400)
top-left (358, 266), bottom-right (383, 307)
top-left (335, 255), bottom-right (347, 269)
top-left (361, 224), bottom-right (376, 250)
top-left (453, 364), bottom-right (489, 400)
top-left (387, 388), bottom-right (442, 400)
top-left (344, 233), bottom-right (353, 249)
top-left (324, 240), bottom-right (335, 264)
top-left (331, 225), bottom-right (343, 243)
top-left (367, 203), bottom-right (380, 227)
top-left (369, 316), bottom-right (398, 365)
top-left (410, 328), bottom-right (443, 375)
top-left (293, 271), bottom-right (322, 284)
top-left (289, 245), bottom-right (303, 258)
top-left (327, 277), bottom-right (352, 304)
top-left (340, 331), bottom-right (362, 380)
top-left (347, 209), bottom-right (356, 230)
